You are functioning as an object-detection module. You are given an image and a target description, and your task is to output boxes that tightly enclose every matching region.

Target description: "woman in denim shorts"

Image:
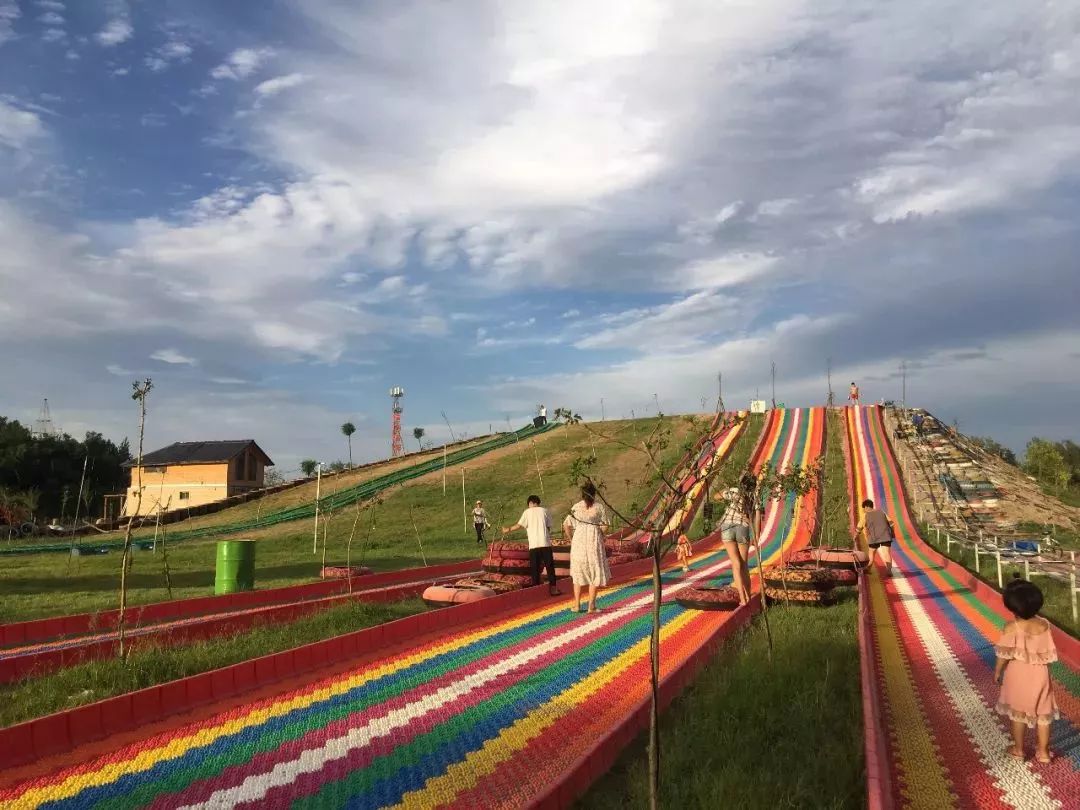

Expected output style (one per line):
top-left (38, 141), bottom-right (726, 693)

top-left (715, 473), bottom-right (757, 604)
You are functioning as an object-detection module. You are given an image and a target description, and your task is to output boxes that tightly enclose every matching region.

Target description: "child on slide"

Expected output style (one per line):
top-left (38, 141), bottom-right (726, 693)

top-left (676, 533), bottom-right (693, 573)
top-left (994, 577), bottom-right (1059, 763)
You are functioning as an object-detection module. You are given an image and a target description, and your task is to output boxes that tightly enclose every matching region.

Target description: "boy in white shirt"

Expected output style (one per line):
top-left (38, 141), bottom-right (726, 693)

top-left (502, 494), bottom-right (559, 595)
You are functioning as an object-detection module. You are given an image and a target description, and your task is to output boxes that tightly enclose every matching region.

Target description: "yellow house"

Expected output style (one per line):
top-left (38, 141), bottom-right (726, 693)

top-left (123, 440), bottom-right (274, 516)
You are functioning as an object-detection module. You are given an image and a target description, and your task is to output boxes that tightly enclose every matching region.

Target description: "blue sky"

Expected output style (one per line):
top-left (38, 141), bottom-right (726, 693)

top-left (2, 0), bottom-right (1079, 476)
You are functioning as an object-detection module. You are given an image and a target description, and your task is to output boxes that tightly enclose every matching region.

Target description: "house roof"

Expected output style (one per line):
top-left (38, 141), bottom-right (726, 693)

top-left (123, 440), bottom-right (274, 467)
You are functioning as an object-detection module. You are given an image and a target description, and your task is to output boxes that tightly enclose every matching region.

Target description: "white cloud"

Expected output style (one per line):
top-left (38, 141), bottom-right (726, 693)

top-left (574, 290), bottom-right (741, 351)
top-left (676, 252), bottom-right (778, 290)
top-left (145, 40), bottom-right (193, 72)
top-left (106, 363), bottom-right (136, 376)
top-left (0, 1), bottom-right (19, 45)
top-left (561, 309), bottom-right (580, 319)
top-left (0, 99), bottom-right (45, 148)
top-left (254, 73), bottom-right (307, 97)
top-left (756, 197), bottom-right (798, 217)
top-left (150, 348), bottom-right (198, 366)
top-left (38, 11), bottom-right (64, 25)
top-left (95, 18), bottom-right (132, 47)
top-left (41, 27), bottom-right (65, 43)
top-left (210, 47), bottom-right (272, 80)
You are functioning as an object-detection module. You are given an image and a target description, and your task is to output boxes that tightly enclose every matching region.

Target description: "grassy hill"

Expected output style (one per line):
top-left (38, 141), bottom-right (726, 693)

top-left (2, 415), bottom-right (727, 621)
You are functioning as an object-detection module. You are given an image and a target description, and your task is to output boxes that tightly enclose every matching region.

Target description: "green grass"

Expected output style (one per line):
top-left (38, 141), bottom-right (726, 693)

top-left (579, 597), bottom-right (863, 809)
top-left (0, 597), bottom-right (425, 728)
top-left (0, 417), bottom-right (710, 622)
top-left (818, 410), bottom-right (851, 547)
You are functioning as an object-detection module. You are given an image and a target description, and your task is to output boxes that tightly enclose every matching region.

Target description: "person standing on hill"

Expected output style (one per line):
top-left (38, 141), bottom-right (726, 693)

top-left (563, 482), bottom-right (610, 614)
top-left (857, 498), bottom-right (895, 574)
top-left (502, 495), bottom-right (559, 596)
top-left (849, 382), bottom-right (860, 405)
top-left (472, 499), bottom-right (489, 545)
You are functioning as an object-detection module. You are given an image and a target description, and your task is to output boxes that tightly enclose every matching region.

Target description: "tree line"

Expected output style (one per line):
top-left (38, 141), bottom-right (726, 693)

top-left (971, 435), bottom-right (1080, 493)
top-left (0, 415), bottom-right (131, 524)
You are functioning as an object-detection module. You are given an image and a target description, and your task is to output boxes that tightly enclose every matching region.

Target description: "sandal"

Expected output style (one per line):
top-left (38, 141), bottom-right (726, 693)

top-left (1005, 747), bottom-right (1024, 760)
top-left (1036, 751), bottom-right (1054, 764)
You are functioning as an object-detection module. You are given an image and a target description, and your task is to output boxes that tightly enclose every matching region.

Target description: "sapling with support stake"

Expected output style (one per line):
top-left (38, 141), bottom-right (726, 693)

top-left (118, 377), bottom-right (153, 661)
top-left (557, 404), bottom-right (818, 809)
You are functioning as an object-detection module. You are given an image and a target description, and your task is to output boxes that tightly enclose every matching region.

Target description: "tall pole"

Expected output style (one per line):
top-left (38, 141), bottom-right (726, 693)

top-left (601, 398), bottom-right (605, 421)
top-left (312, 463), bottom-right (322, 554)
top-left (653, 392), bottom-right (659, 414)
top-left (68, 455), bottom-right (89, 557)
top-left (827, 357), bottom-right (834, 408)
top-left (461, 468), bottom-right (468, 535)
top-left (901, 360), bottom-right (907, 412)
top-left (441, 411), bottom-right (458, 443)
top-left (770, 360), bottom-right (777, 409)
top-left (442, 445), bottom-right (447, 496)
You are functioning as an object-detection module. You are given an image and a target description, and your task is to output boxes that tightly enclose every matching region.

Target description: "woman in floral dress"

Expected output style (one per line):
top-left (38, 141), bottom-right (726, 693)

top-left (563, 483), bottom-right (611, 614)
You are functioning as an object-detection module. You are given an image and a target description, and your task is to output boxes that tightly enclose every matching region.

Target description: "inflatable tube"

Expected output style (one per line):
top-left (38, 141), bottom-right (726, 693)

top-left (765, 586), bottom-right (837, 606)
top-left (831, 568), bottom-right (858, 587)
top-left (320, 565), bottom-right (373, 579)
top-left (453, 577), bottom-right (519, 594)
top-left (481, 557), bottom-right (530, 573)
top-left (789, 547), bottom-right (868, 569)
top-left (422, 584), bottom-right (496, 608)
top-left (607, 552), bottom-right (642, 566)
top-left (481, 572), bottom-right (534, 588)
top-left (486, 541), bottom-right (531, 561)
top-left (676, 586), bottom-right (742, 611)
top-left (604, 539), bottom-right (642, 555)
top-left (761, 566), bottom-right (837, 592)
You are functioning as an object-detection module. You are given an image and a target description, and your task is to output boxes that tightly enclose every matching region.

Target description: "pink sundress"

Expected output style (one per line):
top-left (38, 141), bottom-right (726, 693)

top-left (995, 618), bottom-right (1060, 728)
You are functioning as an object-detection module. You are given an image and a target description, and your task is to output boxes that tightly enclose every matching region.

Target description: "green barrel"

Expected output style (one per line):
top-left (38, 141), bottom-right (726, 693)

top-left (215, 539), bottom-right (256, 595)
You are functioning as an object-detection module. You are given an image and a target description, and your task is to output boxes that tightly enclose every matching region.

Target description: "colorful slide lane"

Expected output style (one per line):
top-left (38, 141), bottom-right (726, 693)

top-left (847, 405), bottom-right (1080, 809)
top-left (0, 568), bottom-right (476, 683)
top-left (0, 409), bottom-right (822, 809)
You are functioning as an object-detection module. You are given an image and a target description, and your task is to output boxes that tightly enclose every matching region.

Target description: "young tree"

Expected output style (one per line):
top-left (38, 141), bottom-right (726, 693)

top-left (118, 378), bottom-right (153, 660)
top-left (1024, 438), bottom-right (1069, 491)
top-left (970, 436), bottom-right (1018, 466)
top-left (413, 426), bottom-right (425, 451)
top-left (300, 459), bottom-right (319, 478)
top-left (341, 422), bottom-right (356, 467)
top-left (557, 406), bottom-right (818, 809)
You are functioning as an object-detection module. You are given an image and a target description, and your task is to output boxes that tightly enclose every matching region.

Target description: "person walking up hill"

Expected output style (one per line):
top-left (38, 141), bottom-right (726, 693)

top-left (472, 500), bottom-right (489, 544)
top-left (857, 498), bottom-right (895, 574)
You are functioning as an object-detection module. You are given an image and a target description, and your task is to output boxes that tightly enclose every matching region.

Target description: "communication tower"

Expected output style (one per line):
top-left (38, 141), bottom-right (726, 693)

top-left (32, 398), bottom-right (57, 438)
top-left (390, 387), bottom-right (405, 457)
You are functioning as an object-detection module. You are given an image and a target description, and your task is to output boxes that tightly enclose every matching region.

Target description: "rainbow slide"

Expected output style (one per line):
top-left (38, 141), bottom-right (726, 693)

top-left (0, 409), bottom-right (823, 809)
top-left (847, 405), bottom-right (1080, 809)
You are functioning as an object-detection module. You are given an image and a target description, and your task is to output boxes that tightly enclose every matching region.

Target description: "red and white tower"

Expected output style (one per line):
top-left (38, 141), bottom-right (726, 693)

top-left (390, 387), bottom-right (405, 457)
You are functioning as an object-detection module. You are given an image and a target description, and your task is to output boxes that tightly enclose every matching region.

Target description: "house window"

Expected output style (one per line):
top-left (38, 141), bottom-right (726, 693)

top-left (145, 465), bottom-right (166, 474)
top-left (179, 491), bottom-right (190, 501)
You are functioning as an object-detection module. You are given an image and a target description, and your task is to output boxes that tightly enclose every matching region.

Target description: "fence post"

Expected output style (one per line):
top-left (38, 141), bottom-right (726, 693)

top-left (997, 550), bottom-right (1003, 589)
top-left (946, 532), bottom-right (951, 554)
top-left (1071, 552), bottom-right (1077, 625)
top-left (1024, 560), bottom-right (1030, 580)
top-left (975, 543), bottom-right (980, 573)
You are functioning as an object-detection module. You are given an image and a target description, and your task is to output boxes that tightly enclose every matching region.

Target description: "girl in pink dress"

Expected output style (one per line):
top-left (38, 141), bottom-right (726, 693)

top-left (676, 533), bottom-right (693, 573)
top-left (994, 577), bottom-right (1059, 763)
